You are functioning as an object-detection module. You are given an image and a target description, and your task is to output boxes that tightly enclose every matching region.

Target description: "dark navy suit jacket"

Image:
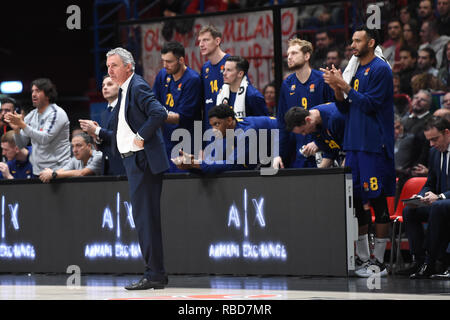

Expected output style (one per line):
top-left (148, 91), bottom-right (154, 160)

top-left (98, 103), bottom-right (126, 175)
top-left (419, 147), bottom-right (450, 198)
top-left (110, 73), bottom-right (170, 174)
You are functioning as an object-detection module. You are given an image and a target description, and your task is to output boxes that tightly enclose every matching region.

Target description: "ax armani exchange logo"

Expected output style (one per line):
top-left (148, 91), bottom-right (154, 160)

top-left (0, 195), bottom-right (36, 260)
top-left (209, 189), bottom-right (287, 261)
top-left (84, 192), bottom-right (141, 259)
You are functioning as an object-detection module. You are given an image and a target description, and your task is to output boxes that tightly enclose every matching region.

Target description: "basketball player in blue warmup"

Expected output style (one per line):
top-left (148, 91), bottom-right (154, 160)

top-left (198, 25), bottom-right (230, 132)
top-left (322, 26), bottom-right (396, 277)
top-left (284, 102), bottom-right (345, 168)
top-left (172, 104), bottom-right (277, 174)
top-left (274, 38), bottom-right (334, 169)
top-left (153, 41), bottom-right (202, 172)
top-left (217, 56), bottom-right (269, 119)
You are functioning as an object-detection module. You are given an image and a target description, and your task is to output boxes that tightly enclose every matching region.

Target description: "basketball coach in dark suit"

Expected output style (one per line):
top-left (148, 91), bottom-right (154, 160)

top-left (106, 47), bottom-right (170, 290)
top-left (402, 116), bottom-right (450, 279)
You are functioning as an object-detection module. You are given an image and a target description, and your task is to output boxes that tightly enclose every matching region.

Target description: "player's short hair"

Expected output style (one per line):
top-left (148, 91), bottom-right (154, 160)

top-left (284, 107), bottom-right (310, 132)
top-left (208, 104), bottom-right (236, 120)
top-left (199, 25), bottom-right (222, 39)
top-left (424, 115), bottom-right (450, 132)
top-left (161, 41), bottom-right (185, 59)
top-left (1, 130), bottom-right (16, 145)
top-left (31, 78), bottom-right (58, 103)
top-left (355, 25), bottom-right (381, 48)
top-left (225, 56), bottom-right (249, 74)
top-left (288, 38), bottom-right (314, 55)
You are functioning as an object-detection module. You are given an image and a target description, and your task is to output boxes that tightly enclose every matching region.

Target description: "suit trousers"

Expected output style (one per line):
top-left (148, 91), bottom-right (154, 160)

top-left (403, 199), bottom-right (450, 264)
top-left (122, 150), bottom-right (165, 281)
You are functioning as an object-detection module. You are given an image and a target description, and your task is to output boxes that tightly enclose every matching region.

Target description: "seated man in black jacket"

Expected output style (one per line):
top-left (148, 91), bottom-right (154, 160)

top-left (400, 116), bottom-right (450, 279)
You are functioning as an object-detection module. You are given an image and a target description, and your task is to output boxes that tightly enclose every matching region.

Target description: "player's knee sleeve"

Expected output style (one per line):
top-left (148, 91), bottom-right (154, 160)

top-left (371, 195), bottom-right (390, 224)
top-left (354, 197), bottom-right (370, 227)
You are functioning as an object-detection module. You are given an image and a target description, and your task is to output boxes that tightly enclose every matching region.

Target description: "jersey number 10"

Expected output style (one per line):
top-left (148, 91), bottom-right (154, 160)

top-left (165, 93), bottom-right (174, 107)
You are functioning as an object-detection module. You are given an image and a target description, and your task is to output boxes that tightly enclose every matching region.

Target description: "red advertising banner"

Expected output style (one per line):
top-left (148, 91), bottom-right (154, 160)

top-left (140, 9), bottom-right (297, 90)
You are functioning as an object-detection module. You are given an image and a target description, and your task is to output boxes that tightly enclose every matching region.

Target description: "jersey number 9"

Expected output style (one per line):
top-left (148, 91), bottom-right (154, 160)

top-left (301, 97), bottom-right (308, 109)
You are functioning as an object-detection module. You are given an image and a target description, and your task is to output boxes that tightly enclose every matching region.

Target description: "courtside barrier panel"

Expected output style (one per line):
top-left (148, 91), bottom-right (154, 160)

top-left (0, 168), bottom-right (354, 276)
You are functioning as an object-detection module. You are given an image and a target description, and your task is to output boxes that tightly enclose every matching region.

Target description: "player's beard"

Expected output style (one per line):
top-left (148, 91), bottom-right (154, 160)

top-left (288, 61), bottom-right (306, 71)
top-left (167, 63), bottom-right (181, 75)
top-left (354, 44), bottom-right (370, 59)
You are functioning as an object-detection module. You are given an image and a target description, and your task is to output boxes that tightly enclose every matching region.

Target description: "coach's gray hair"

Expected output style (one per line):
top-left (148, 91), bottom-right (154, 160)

top-left (106, 47), bottom-right (135, 71)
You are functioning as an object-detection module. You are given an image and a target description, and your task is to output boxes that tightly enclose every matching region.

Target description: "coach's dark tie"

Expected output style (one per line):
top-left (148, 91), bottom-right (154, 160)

top-left (441, 151), bottom-right (448, 193)
top-left (113, 88), bottom-right (122, 120)
top-left (117, 88), bottom-right (122, 108)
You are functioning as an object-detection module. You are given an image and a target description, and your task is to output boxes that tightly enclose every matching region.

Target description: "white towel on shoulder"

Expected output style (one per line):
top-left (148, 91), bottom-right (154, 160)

top-left (216, 75), bottom-right (249, 118)
top-left (341, 45), bottom-right (391, 98)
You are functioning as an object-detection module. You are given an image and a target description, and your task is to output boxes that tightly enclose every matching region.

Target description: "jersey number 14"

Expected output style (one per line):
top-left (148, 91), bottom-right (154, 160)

top-left (210, 80), bottom-right (219, 93)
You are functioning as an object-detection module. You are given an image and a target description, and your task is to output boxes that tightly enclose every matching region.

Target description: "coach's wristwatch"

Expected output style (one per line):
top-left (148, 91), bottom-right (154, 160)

top-left (438, 193), bottom-right (446, 200)
top-left (52, 170), bottom-right (58, 180)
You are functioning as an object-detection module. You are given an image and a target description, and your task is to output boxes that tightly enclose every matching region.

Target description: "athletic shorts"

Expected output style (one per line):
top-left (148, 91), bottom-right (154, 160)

top-left (346, 150), bottom-right (396, 204)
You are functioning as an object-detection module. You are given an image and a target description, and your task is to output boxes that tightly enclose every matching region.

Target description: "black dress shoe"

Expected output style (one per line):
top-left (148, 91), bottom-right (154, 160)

top-left (430, 269), bottom-right (450, 280)
top-left (410, 263), bottom-right (434, 279)
top-left (125, 277), bottom-right (166, 290)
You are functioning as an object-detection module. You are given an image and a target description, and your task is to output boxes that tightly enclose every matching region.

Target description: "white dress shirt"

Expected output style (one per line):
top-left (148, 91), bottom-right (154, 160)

top-left (116, 73), bottom-right (144, 154)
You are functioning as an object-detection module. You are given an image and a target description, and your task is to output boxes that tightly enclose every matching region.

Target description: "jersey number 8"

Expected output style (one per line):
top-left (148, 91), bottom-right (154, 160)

top-left (353, 79), bottom-right (359, 92)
